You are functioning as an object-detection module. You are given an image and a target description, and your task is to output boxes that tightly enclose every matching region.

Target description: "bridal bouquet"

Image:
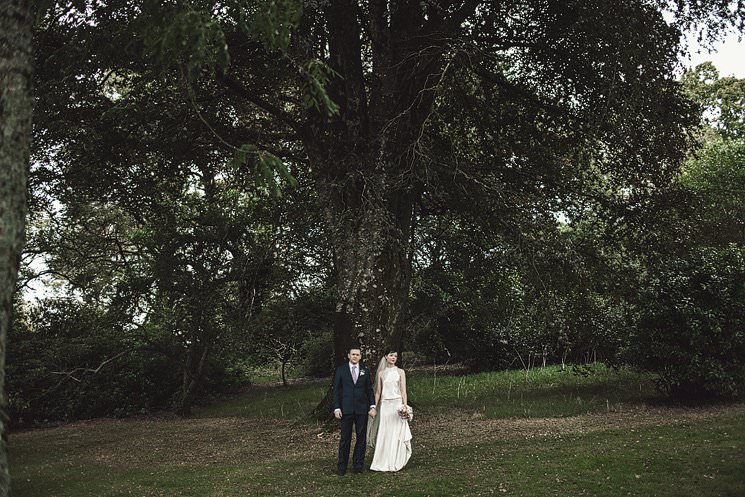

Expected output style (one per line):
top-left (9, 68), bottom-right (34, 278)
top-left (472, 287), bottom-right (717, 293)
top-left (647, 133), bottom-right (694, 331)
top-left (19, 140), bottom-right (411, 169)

top-left (397, 404), bottom-right (413, 421)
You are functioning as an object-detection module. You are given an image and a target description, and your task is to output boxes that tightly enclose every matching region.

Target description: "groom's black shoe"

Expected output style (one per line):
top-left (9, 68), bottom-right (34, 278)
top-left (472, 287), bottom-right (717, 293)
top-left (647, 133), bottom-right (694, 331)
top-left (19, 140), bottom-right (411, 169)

top-left (337, 469), bottom-right (346, 476)
top-left (352, 467), bottom-right (363, 474)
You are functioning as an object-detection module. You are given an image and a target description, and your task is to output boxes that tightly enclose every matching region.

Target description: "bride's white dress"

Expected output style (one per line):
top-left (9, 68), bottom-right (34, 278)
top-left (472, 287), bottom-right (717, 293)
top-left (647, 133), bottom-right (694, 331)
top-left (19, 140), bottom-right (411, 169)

top-left (370, 367), bottom-right (412, 472)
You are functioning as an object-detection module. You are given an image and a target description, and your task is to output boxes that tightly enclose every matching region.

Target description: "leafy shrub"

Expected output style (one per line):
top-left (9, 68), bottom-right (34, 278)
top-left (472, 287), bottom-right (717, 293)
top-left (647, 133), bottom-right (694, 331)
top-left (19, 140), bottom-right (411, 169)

top-left (632, 245), bottom-right (745, 400)
top-left (8, 299), bottom-right (178, 423)
top-left (300, 331), bottom-right (334, 377)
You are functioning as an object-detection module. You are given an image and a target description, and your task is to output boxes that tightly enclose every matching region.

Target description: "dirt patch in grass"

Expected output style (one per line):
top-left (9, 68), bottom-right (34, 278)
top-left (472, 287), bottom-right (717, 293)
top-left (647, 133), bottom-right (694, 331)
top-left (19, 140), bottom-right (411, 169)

top-left (234, 376), bottom-right (329, 392)
top-left (415, 402), bottom-right (745, 450)
top-left (13, 416), bottom-right (326, 469)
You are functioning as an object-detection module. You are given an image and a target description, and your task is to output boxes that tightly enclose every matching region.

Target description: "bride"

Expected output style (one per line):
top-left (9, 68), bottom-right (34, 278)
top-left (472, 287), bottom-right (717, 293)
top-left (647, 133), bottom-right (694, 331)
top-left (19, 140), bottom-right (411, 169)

top-left (368, 351), bottom-right (412, 472)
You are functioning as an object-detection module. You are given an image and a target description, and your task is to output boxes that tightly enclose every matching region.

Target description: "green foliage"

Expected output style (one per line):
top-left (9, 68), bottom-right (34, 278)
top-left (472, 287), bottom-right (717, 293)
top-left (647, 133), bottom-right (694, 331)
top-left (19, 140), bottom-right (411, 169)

top-left (8, 296), bottom-right (252, 424)
top-left (682, 62), bottom-right (745, 139)
top-left (681, 137), bottom-right (745, 246)
top-left (250, 289), bottom-right (335, 379)
top-left (141, 0), bottom-right (302, 80)
top-left (632, 245), bottom-right (745, 400)
top-left (228, 147), bottom-right (299, 197)
top-left (300, 59), bottom-right (340, 117)
top-left (7, 299), bottom-right (180, 422)
top-left (299, 331), bottom-right (334, 378)
top-left (244, 0), bottom-right (302, 52)
top-left (142, 4), bottom-right (230, 80)
top-left (409, 207), bottom-right (632, 371)
top-left (623, 69), bottom-right (745, 400)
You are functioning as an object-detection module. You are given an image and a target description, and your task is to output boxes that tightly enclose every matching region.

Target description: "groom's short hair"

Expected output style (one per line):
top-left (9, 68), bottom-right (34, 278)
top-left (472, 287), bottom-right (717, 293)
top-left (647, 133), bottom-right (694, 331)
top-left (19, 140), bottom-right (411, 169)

top-left (348, 346), bottom-right (361, 353)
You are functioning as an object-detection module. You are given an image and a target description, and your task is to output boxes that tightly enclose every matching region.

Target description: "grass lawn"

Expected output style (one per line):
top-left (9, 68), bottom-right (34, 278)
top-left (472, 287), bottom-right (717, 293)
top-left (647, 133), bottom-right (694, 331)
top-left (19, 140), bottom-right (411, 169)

top-left (11, 365), bottom-right (745, 496)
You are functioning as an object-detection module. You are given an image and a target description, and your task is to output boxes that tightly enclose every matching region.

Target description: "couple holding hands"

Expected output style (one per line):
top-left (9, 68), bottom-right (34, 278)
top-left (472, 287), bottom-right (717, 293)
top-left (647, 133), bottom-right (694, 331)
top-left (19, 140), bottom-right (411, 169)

top-left (332, 348), bottom-right (413, 475)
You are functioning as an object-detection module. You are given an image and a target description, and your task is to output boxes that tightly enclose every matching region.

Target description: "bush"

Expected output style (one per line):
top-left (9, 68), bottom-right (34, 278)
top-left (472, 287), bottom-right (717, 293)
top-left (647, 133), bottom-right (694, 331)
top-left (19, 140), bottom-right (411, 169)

top-left (632, 245), bottom-right (745, 400)
top-left (300, 331), bottom-right (334, 377)
top-left (8, 299), bottom-right (180, 424)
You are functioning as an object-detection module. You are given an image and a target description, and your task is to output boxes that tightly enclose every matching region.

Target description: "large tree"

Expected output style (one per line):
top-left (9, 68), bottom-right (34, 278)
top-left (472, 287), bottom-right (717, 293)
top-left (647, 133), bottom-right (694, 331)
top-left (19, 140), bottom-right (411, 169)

top-left (29, 0), bottom-right (744, 408)
top-left (284, 0), bottom-right (742, 365)
top-left (1, 0), bottom-right (33, 493)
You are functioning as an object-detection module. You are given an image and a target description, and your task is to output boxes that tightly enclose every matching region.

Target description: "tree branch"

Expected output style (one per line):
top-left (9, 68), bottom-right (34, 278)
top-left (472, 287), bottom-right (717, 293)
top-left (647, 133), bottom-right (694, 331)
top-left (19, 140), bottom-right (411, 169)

top-left (446, 0), bottom-right (484, 33)
top-left (46, 348), bottom-right (135, 390)
top-left (216, 72), bottom-right (302, 136)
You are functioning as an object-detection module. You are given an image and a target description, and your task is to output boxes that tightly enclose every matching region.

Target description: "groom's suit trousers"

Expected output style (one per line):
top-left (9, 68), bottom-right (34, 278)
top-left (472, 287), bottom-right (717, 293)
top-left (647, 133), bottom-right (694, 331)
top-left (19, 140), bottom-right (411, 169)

top-left (338, 413), bottom-right (368, 471)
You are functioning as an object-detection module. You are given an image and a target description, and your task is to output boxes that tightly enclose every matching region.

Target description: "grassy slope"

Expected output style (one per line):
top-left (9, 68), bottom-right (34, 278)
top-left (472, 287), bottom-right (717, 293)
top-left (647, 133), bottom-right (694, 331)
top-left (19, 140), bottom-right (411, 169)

top-left (11, 365), bottom-right (745, 497)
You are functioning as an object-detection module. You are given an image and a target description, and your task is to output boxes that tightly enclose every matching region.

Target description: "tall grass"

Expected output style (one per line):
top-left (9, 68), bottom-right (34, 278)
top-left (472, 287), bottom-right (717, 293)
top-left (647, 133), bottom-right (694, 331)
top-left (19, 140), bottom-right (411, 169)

top-left (408, 364), bottom-right (658, 418)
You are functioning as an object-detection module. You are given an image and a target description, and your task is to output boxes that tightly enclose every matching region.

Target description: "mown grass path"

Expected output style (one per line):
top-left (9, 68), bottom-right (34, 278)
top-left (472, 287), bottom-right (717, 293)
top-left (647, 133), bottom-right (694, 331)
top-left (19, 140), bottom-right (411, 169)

top-left (12, 366), bottom-right (745, 496)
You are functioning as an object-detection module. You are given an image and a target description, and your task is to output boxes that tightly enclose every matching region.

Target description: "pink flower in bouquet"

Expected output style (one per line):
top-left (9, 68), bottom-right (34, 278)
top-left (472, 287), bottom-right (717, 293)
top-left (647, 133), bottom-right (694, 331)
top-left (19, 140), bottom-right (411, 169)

top-left (397, 404), bottom-right (413, 421)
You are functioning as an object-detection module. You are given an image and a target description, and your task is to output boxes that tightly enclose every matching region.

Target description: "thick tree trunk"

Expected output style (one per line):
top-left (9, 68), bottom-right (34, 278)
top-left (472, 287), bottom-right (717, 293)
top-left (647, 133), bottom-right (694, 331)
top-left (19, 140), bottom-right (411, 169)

top-left (328, 178), bottom-right (414, 364)
top-left (0, 1), bottom-right (33, 494)
top-left (312, 167), bottom-right (414, 420)
top-left (307, 1), bottom-right (449, 419)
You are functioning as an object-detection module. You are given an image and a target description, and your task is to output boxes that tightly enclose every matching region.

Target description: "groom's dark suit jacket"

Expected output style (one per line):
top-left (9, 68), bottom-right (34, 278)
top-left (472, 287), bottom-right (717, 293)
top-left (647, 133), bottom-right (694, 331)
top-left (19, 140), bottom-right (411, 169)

top-left (332, 363), bottom-right (375, 415)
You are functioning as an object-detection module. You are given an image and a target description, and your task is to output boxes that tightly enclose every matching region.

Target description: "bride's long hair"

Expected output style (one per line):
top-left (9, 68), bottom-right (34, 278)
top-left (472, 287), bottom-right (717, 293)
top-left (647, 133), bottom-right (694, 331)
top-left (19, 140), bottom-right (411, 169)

top-left (374, 355), bottom-right (387, 396)
top-left (368, 350), bottom-right (397, 449)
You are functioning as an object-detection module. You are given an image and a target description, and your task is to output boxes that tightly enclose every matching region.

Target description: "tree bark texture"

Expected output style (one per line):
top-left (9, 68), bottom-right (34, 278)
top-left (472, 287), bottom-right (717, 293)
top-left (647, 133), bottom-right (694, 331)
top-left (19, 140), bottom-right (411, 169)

top-left (176, 343), bottom-right (210, 416)
top-left (304, 0), bottom-right (451, 367)
top-left (0, 0), bottom-right (33, 494)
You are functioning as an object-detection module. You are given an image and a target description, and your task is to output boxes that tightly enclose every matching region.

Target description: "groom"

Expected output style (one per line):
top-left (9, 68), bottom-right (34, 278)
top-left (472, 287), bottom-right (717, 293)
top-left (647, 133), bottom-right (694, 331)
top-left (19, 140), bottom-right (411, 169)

top-left (332, 347), bottom-right (376, 475)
